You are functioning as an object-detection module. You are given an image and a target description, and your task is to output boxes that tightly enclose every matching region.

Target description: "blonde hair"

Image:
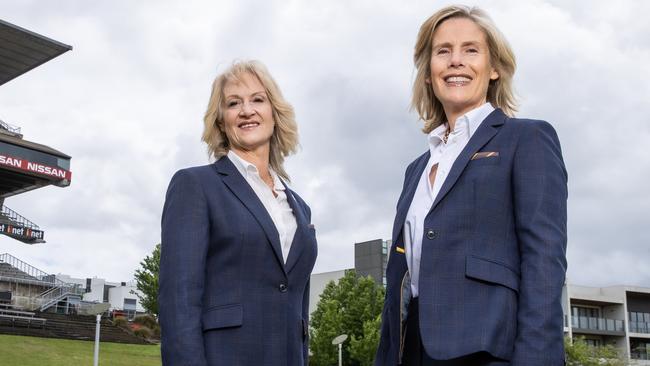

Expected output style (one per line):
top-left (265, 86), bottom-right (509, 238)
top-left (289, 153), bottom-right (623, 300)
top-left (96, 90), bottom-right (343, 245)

top-left (202, 60), bottom-right (298, 181)
top-left (412, 5), bottom-right (518, 133)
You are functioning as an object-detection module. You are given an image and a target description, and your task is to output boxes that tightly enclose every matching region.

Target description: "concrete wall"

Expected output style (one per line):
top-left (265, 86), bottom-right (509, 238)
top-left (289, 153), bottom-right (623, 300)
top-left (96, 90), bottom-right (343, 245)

top-left (108, 282), bottom-right (145, 312)
top-left (308, 269), bottom-right (347, 318)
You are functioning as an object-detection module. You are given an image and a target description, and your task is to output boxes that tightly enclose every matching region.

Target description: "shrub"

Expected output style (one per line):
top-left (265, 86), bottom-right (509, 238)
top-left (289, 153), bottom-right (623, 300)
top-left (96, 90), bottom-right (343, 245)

top-left (112, 317), bottom-right (129, 330)
top-left (133, 314), bottom-right (158, 329)
top-left (133, 314), bottom-right (160, 339)
top-left (134, 326), bottom-right (153, 339)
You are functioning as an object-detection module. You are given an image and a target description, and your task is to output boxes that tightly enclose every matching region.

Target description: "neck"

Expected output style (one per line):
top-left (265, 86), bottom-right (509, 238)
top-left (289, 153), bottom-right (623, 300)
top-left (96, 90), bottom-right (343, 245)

top-left (443, 101), bottom-right (487, 131)
top-left (231, 146), bottom-right (271, 178)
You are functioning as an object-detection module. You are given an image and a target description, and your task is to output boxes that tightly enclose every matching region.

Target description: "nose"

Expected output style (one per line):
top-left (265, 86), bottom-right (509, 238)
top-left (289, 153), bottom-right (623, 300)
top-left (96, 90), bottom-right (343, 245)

top-left (449, 49), bottom-right (463, 68)
top-left (238, 101), bottom-right (256, 117)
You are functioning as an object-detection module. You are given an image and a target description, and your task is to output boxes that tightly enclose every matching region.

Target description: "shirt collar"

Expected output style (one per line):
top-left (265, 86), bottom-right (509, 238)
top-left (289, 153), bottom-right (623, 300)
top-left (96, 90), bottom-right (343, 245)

top-left (427, 102), bottom-right (495, 148)
top-left (463, 102), bottom-right (494, 137)
top-left (226, 150), bottom-right (285, 191)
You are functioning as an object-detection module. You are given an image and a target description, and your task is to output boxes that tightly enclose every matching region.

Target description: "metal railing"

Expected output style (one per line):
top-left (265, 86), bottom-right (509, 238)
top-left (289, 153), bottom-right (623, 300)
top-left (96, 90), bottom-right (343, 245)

top-left (629, 320), bottom-right (650, 334)
top-left (571, 316), bottom-right (625, 333)
top-left (34, 283), bottom-right (84, 312)
top-left (0, 253), bottom-right (85, 312)
top-left (0, 205), bottom-right (41, 230)
top-left (0, 253), bottom-right (56, 284)
top-left (0, 119), bottom-right (21, 135)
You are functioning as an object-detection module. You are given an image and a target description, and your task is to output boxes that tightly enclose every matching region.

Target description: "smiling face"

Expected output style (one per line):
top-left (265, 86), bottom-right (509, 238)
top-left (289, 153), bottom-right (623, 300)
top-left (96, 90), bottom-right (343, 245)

top-left (429, 16), bottom-right (499, 123)
top-left (222, 72), bottom-right (275, 156)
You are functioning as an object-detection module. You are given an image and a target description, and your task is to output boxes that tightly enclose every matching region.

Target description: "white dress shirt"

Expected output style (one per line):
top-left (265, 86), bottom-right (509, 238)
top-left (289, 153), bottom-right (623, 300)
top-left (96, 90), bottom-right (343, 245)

top-left (404, 103), bottom-right (494, 297)
top-left (227, 151), bottom-right (297, 263)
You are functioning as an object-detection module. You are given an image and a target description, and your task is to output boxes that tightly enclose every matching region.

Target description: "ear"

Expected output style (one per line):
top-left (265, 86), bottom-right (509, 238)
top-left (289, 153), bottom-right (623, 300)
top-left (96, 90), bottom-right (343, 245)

top-left (490, 68), bottom-right (499, 81)
top-left (425, 77), bottom-right (431, 84)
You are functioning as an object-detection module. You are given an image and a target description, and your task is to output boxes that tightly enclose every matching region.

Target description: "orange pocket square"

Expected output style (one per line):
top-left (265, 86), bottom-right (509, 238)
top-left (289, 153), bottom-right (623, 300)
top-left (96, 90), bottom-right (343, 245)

top-left (471, 151), bottom-right (499, 160)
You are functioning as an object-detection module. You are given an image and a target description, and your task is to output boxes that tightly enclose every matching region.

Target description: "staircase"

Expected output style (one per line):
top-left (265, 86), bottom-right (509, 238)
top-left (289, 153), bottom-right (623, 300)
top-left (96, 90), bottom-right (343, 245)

top-left (34, 283), bottom-right (83, 312)
top-left (0, 253), bottom-right (84, 311)
top-left (0, 312), bottom-right (152, 344)
top-left (0, 253), bottom-right (54, 286)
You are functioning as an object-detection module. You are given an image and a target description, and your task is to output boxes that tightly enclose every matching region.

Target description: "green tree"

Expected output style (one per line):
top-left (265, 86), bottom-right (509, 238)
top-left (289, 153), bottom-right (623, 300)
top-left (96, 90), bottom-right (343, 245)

top-left (309, 270), bottom-right (385, 366)
top-left (349, 314), bottom-right (382, 366)
top-left (133, 243), bottom-right (160, 316)
top-left (565, 337), bottom-right (625, 366)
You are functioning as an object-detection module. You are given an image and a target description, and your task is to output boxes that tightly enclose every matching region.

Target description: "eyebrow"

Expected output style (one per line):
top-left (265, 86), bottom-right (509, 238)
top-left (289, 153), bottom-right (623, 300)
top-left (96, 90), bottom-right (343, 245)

top-left (433, 40), bottom-right (483, 49)
top-left (225, 90), bottom-right (267, 99)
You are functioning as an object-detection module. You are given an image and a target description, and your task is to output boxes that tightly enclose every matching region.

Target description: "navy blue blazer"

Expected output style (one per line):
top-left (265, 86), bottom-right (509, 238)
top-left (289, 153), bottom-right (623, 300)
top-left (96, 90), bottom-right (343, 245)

top-left (159, 156), bottom-right (317, 366)
top-left (376, 109), bottom-right (568, 366)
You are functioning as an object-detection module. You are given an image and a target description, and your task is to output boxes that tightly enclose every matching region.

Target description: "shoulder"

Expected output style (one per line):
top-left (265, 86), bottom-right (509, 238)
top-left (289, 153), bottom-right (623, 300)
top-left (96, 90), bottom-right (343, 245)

top-left (504, 116), bottom-right (558, 136)
top-left (166, 163), bottom-right (219, 195)
top-left (170, 163), bottom-right (217, 182)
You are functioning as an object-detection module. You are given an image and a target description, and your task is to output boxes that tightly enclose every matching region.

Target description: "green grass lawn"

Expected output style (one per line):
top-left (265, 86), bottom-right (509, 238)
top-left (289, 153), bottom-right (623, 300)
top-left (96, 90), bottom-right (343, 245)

top-left (0, 334), bottom-right (161, 366)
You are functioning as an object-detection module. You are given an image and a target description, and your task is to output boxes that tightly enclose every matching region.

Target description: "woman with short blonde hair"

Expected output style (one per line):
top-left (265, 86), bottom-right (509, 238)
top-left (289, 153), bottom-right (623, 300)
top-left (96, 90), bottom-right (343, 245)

top-left (202, 60), bottom-right (298, 180)
top-left (160, 60), bottom-right (317, 366)
top-left (412, 5), bottom-right (517, 133)
top-left (376, 5), bottom-right (567, 365)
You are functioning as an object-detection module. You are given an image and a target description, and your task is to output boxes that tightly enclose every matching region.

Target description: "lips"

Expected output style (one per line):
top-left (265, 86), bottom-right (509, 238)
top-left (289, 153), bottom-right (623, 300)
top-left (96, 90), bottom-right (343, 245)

top-left (444, 75), bottom-right (472, 86)
top-left (237, 121), bottom-right (260, 129)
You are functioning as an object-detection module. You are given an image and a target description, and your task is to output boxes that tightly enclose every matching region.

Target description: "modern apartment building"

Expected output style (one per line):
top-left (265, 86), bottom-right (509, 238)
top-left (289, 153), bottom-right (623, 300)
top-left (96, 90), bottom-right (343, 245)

top-left (353, 239), bottom-right (390, 286)
top-left (564, 284), bottom-right (650, 364)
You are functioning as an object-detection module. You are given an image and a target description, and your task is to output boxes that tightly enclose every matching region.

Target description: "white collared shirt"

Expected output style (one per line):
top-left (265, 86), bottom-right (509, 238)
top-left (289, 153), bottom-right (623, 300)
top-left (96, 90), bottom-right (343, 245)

top-left (404, 103), bottom-right (495, 297)
top-left (227, 150), bottom-right (297, 263)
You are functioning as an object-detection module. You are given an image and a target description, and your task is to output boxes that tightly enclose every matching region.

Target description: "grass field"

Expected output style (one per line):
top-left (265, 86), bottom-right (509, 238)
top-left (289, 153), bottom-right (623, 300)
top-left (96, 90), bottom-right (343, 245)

top-left (0, 334), bottom-right (161, 366)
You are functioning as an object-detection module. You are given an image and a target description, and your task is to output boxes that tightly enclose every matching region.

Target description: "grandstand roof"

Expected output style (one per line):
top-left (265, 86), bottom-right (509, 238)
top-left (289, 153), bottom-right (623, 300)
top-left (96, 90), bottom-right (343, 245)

top-left (0, 18), bottom-right (72, 86)
top-left (0, 131), bottom-right (70, 159)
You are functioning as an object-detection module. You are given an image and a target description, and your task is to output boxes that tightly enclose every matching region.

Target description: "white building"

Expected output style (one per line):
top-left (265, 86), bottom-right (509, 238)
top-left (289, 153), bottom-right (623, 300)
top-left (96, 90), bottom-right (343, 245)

top-left (56, 274), bottom-right (145, 317)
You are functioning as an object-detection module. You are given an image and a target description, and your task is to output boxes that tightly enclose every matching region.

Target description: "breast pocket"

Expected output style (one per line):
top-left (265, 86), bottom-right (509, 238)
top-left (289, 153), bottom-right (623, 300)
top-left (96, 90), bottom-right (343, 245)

top-left (465, 255), bottom-right (519, 293)
top-left (202, 303), bottom-right (243, 331)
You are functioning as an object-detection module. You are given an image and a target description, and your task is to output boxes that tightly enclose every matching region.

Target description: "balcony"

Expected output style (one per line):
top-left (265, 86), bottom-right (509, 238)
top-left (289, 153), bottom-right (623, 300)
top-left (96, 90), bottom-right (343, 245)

top-left (630, 312), bottom-right (650, 335)
top-left (571, 316), bottom-right (625, 336)
top-left (630, 321), bottom-right (650, 334)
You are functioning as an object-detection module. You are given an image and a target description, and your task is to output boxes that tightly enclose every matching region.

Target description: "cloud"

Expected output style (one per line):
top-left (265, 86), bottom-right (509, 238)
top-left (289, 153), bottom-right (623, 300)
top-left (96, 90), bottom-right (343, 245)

top-left (0, 0), bottom-right (648, 288)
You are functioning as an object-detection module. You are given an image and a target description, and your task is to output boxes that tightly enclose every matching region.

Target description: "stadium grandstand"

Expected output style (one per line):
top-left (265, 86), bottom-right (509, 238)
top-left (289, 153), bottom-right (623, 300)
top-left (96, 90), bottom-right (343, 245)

top-left (0, 16), bottom-right (77, 308)
top-left (0, 14), bottom-right (79, 319)
top-left (0, 18), bottom-right (72, 244)
top-left (0, 19), bottom-right (148, 345)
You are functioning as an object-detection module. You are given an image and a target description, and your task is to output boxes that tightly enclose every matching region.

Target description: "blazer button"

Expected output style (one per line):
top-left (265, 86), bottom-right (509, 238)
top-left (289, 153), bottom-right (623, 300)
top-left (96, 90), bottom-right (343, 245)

top-left (426, 229), bottom-right (438, 240)
top-left (279, 283), bottom-right (288, 292)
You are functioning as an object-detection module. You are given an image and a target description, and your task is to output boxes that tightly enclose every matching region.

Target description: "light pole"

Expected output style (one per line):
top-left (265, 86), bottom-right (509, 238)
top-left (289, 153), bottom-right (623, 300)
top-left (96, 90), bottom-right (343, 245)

top-left (93, 314), bottom-right (101, 366)
top-left (332, 334), bottom-right (348, 366)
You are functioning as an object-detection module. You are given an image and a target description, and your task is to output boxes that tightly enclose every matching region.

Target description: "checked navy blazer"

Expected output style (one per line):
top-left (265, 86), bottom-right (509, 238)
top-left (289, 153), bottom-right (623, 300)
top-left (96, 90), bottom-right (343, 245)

top-left (159, 156), bottom-right (317, 366)
top-left (375, 108), bottom-right (568, 366)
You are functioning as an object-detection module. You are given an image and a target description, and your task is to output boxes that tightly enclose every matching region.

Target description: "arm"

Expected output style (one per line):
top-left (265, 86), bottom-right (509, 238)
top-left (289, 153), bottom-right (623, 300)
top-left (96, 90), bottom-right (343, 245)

top-left (159, 169), bottom-right (210, 366)
top-left (510, 120), bottom-right (568, 366)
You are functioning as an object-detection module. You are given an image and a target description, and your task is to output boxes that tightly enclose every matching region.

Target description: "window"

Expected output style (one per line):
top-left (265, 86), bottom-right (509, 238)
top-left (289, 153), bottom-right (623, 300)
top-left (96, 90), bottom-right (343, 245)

top-left (581, 338), bottom-right (602, 347)
top-left (124, 298), bottom-right (137, 320)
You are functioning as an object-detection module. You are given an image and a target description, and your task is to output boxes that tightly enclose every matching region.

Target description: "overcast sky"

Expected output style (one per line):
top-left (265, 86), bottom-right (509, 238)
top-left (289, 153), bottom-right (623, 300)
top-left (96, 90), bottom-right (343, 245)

top-left (1, 0), bottom-right (648, 288)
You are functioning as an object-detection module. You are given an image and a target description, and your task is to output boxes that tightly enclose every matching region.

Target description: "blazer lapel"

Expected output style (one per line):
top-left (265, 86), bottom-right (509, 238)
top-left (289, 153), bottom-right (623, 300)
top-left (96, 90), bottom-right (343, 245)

top-left (214, 157), bottom-right (286, 273)
top-left (392, 153), bottom-right (430, 244)
top-left (283, 184), bottom-right (309, 274)
top-left (428, 109), bottom-right (506, 213)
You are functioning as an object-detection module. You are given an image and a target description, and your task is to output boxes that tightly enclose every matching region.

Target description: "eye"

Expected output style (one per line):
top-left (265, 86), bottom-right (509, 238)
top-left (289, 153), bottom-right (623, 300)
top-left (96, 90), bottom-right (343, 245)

top-left (227, 100), bottom-right (240, 108)
top-left (253, 96), bottom-right (266, 103)
top-left (436, 48), bottom-right (450, 55)
top-left (466, 47), bottom-right (479, 54)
